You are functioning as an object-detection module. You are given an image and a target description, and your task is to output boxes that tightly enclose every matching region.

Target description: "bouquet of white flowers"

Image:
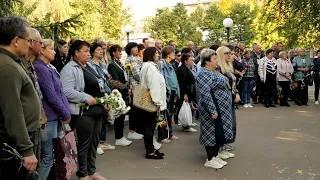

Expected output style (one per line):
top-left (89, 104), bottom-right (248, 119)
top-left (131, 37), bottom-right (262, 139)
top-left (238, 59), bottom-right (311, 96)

top-left (78, 89), bottom-right (131, 117)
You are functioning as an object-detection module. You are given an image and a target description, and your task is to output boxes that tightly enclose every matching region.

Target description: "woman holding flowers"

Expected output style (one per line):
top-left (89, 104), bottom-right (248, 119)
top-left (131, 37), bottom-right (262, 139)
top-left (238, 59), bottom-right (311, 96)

top-left (241, 50), bottom-right (255, 108)
top-left (196, 49), bottom-right (234, 169)
top-left (138, 47), bottom-right (166, 159)
top-left (61, 40), bottom-right (107, 180)
top-left (125, 42), bottom-right (144, 140)
top-left (34, 39), bottom-right (71, 180)
top-left (108, 45), bottom-right (132, 146)
top-left (276, 51), bottom-right (293, 106)
top-left (88, 42), bottom-right (115, 155)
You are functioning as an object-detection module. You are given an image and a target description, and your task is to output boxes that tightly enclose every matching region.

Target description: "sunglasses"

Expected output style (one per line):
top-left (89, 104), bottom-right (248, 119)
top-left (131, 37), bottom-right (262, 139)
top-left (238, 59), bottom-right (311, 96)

top-left (177, 54), bottom-right (181, 57)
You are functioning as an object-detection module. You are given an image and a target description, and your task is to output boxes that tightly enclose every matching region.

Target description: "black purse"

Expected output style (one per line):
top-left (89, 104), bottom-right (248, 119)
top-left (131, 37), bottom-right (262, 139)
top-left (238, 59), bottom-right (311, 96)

top-left (303, 71), bottom-right (313, 86)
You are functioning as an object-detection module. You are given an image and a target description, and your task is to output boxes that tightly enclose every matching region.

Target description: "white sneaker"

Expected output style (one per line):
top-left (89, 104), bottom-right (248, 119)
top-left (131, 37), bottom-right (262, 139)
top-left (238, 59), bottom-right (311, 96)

top-left (127, 132), bottom-right (143, 140)
top-left (204, 158), bottom-right (224, 169)
top-left (182, 127), bottom-right (197, 132)
top-left (218, 151), bottom-right (230, 160)
top-left (220, 150), bottom-right (235, 158)
top-left (154, 142), bottom-right (161, 150)
top-left (124, 137), bottom-right (132, 143)
top-left (115, 137), bottom-right (132, 146)
top-left (243, 104), bottom-right (249, 108)
top-left (247, 104), bottom-right (253, 108)
top-left (100, 144), bottom-right (115, 150)
top-left (189, 123), bottom-right (197, 127)
top-left (215, 157), bottom-right (227, 166)
top-left (97, 147), bottom-right (104, 155)
top-left (315, 101), bottom-right (319, 105)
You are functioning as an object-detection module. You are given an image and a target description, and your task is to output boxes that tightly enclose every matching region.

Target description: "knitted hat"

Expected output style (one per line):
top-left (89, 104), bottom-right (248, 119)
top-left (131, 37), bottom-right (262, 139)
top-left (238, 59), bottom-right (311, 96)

top-left (125, 42), bottom-right (138, 55)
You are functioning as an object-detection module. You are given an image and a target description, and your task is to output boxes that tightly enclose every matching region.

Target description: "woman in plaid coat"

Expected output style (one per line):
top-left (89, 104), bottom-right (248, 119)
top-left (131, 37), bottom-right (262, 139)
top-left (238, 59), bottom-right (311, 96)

top-left (196, 49), bottom-right (234, 169)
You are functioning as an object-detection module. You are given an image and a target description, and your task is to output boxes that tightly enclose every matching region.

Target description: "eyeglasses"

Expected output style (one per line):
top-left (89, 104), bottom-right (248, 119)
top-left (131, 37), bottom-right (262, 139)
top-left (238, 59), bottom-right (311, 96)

top-left (224, 52), bottom-right (232, 55)
top-left (177, 54), bottom-right (181, 57)
top-left (31, 39), bottom-right (43, 45)
top-left (18, 36), bottom-right (32, 44)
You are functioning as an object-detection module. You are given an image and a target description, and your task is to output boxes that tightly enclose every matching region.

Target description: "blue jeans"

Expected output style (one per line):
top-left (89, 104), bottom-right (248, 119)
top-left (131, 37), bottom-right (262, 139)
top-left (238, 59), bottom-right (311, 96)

top-left (99, 120), bottom-right (107, 142)
top-left (241, 77), bottom-right (254, 104)
top-left (37, 121), bottom-right (58, 180)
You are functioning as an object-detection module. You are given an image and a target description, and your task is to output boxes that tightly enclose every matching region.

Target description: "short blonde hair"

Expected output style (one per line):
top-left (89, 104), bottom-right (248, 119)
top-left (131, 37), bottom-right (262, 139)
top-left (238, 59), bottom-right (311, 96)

top-left (42, 39), bottom-right (54, 49)
top-left (217, 46), bottom-right (234, 74)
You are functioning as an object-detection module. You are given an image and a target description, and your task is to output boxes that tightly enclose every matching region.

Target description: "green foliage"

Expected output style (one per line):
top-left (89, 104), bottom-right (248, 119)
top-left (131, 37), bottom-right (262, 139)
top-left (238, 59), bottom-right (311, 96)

top-left (146, 3), bottom-right (203, 48)
top-left (229, 4), bottom-right (257, 43)
top-left (202, 3), bottom-right (225, 44)
top-left (1, 0), bottom-right (132, 45)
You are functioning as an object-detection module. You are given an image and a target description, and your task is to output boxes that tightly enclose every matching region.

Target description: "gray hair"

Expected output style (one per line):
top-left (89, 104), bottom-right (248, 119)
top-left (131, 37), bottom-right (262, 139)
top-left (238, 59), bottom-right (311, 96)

top-left (0, 16), bottom-right (30, 45)
top-left (155, 40), bottom-right (162, 45)
top-left (42, 39), bottom-right (54, 49)
top-left (30, 28), bottom-right (40, 40)
top-left (279, 51), bottom-right (287, 58)
top-left (200, 48), bottom-right (216, 67)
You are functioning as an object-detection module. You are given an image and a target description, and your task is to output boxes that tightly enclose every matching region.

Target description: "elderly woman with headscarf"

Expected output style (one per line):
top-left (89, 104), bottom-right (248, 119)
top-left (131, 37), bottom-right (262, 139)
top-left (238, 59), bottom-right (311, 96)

top-left (196, 48), bottom-right (234, 169)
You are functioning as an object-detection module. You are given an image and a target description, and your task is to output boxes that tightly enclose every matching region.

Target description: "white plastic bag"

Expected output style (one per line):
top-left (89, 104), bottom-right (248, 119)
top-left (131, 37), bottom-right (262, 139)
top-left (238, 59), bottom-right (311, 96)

top-left (178, 102), bottom-right (193, 127)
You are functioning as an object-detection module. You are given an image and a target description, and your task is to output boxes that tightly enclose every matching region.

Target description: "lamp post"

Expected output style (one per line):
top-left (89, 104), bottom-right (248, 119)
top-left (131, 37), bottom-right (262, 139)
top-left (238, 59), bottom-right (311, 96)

top-left (123, 25), bottom-right (132, 44)
top-left (223, 18), bottom-right (233, 43)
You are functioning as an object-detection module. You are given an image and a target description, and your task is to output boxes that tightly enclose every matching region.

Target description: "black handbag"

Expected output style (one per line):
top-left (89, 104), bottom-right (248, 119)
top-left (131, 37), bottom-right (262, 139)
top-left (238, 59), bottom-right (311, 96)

top-left (303, 72), bottom-right (313, 86)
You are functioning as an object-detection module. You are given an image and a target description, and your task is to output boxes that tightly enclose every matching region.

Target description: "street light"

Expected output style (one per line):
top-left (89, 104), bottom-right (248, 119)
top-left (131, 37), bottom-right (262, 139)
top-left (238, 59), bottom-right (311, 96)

top-left (223, 18), bottom-right (233, 43)
top-left (123, 25), bottom-right (132, 44)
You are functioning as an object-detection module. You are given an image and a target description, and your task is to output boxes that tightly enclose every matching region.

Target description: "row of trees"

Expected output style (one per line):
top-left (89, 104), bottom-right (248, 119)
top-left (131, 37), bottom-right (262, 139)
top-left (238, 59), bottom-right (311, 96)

top-left (143, 0), bottom-right (320, 49)
top-left (1, 0), bottom-right (132, 44)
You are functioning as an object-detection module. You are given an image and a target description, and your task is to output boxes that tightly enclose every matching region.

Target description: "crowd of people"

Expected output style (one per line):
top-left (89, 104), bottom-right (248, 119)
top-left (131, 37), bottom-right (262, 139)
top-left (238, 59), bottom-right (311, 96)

top-left (0, 15), bottom-right (319, 180)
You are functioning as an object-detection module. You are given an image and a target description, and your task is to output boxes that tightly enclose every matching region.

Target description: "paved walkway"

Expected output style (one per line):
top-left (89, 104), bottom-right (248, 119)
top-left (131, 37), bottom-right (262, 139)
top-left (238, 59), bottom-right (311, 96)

top-left (72, 90), bottom-right (320, 180)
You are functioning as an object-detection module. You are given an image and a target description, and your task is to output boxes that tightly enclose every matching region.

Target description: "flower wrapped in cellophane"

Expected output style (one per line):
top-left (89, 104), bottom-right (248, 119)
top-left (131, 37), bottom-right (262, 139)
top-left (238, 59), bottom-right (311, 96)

top-left (77, 89), bottom-right (131, 117)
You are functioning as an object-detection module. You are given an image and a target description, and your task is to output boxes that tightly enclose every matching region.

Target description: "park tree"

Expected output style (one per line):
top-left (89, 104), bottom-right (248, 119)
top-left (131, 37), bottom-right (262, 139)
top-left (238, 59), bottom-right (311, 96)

top-left (202, 3), bottom-right (225, 44)
top-left (229, 3), bottom-right (257, 44)
top-left (147, 3), bottom-right (203, 48)
top-left (264, 0), bottom-right (320, 48)
top-left (2, 0), bottom-right (132, 44)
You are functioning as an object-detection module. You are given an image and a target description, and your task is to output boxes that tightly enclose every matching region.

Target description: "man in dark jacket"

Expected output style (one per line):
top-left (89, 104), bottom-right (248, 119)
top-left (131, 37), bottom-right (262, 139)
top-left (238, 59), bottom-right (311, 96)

top-left (251, 44), bottom-right (265, 104)
top-left (0, 16), bottom-right (40, 179)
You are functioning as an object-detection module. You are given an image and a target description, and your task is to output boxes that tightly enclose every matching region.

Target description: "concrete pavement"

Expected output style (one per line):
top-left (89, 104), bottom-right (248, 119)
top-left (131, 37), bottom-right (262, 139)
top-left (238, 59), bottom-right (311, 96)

top-left (72, 91), bottom-right (320, 180)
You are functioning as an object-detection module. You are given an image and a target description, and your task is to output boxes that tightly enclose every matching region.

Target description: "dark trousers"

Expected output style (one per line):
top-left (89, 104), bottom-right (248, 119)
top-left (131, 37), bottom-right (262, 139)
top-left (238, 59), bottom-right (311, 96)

top-left (129, 107), bottom-right (142, 133)
top-left (314, 78), bottom-right (320, 101)
top-left (205, 144), bottom-right (221, 161)
top-left (252, 75), bottom-right (260, 103)
top-left (259, 81), bottom-right (265, 103)
top-left (158, 90), bottom-right (175, 140)
top-left (136, 108), bottom-right (157, 154)
top-left (278, 81), bottom-right (290, 105)
top-left (0, 130), bottom-right (39, 180)
top-left (0, 147), bottom-right (30, 180)
top-left (264, 74), bottom-right (277, 105)
top-left (75, 105), bottom-right (103, 178)
top-left (158, 110), bottom-right (173, 140)
top-left (295, 81), bottom-right (309, 105)
top-left (114, 114), bottom-right (125, 140)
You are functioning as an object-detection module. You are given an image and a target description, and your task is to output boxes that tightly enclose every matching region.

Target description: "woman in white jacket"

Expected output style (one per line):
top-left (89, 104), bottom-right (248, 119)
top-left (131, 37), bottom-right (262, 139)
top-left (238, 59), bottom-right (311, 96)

top-left (138, 47), bottom-right (166, 160)
top-left (258, 49), bottom-right (278, 108)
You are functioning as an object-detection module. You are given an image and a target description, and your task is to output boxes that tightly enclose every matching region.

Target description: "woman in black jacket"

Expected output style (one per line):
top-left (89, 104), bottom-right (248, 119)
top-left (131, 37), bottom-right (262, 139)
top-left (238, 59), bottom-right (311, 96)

top-left (175, 53), bottom-right (197, 132)
top-left (51, 39), bottom-right (69, 73)
top-left (107, 45), bottom-right (132, 146)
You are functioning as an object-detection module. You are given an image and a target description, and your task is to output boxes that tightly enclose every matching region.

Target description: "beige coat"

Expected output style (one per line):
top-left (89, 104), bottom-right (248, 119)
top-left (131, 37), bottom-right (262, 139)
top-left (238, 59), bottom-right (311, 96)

top-left (276, 58), bottom-right (294, 81)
